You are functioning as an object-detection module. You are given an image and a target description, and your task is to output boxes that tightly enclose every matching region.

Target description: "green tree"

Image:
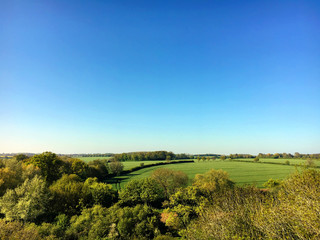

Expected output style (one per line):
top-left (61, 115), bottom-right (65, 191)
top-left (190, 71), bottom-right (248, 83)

top-left (50, 175), bottom-right (118, 215)
top-left (0, 220), bottom-right (42, 240)
top-left (254, 169), bottom-right (320, 239)
top-left (0, 167), bottom-right (21, 196)
top-left (220, 155), bottom-right (226, 161)
top-left (182, 186), bottom-right (266, 240)
top-left (49, 174), bottom-right (84, 215)
top-left (162, 186), bottom-right (207, 230)
top-left (0, 175), bottom-right (50, 222)
top-left (119, 178), bottom-right (165, 208)
top-left (14, 154), bottom-right (30, 161)
top-left (67, 204), bottom-right (164, 240)
top-left (87, 159), bottom-right (109, 180)
top-left (109, 160), bottom-right (124, 176)
top-left (151, 168), bottom-right (189, 198)
top-left (26, 152), bottom-right (65, 183)
top-left (273, 153), bottom-right (280, 159)
top-left (193, 169), bottom-right (234, 196)
top-left (66, 205), bottom-right (111, 239)
top-left (82, 177), bottom-right (118, 208)
top-left (294, 152), bottom-right (301, 158)
top-left (70, 158), bottom-right (89, 178)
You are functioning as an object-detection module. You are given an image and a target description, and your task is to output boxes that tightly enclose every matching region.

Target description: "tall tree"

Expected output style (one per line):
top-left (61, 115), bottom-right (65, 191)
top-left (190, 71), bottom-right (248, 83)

top-left (26, 152), bottom-right (65, 183)
top-left (151, 168), bottom-right (189, 198)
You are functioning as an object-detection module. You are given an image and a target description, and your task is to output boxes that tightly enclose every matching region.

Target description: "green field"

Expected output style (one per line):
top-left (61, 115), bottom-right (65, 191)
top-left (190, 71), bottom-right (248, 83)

top-left (77, 156), bottom-right (112, 162)
top-left (111, 160), bottom-right (301, 188)
top-left (77, 157), bottom-right (170, 169)
top-left (121, 160), bottom-right (171, 170)
top-left (236, 158), bottom-right (320, 166)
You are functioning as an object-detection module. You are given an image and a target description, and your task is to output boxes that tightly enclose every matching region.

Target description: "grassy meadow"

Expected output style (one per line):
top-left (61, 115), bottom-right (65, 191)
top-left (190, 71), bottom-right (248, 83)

top-left (77, 156), bottom-right (315, 188)
top-left (77, 156), bottom-right (112, 163)
top-left (119, 160), bottom-right (169, 170)
top-left (111, 159), bottom-right (302, 188)
top-left (236, 158), bottom-right (320, 166)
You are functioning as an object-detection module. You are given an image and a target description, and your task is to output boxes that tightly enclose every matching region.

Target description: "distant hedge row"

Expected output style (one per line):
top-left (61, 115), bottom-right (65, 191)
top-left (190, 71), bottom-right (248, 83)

top-left (108, 160), bottom-right (194, 179)
top-left (228, 158), bottom-right (319, 168)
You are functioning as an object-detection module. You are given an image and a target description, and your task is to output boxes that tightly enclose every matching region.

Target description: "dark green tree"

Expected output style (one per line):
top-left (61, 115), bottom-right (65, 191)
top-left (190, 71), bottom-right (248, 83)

top-left (26, 152), bottom-right (65, 183)
top-left (151, 168), bottom-right (189, 198)
top-left (14, 154), bottom-right (29, 161)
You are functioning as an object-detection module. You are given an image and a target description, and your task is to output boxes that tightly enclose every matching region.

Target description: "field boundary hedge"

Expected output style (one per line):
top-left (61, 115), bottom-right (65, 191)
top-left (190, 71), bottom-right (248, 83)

top-left (108, 160), bottom-right (195, 179)
top-left (228, 159), bottom-right (320, 168)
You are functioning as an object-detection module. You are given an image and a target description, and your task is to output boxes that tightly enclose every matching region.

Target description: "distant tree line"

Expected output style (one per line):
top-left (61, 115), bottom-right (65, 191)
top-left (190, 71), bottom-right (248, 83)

top-left (113, 151), bottom-right (193, 161)
top-left (69, 153), bottom-right (114, 158)
top-left (224, 153), bottom-right (320, 160)
top-left (228, 154), bottom-right (255, 159)
top-left (256, 152), bottom-right (320, 159)
top-left (196, 153), bottom-right (221, 157)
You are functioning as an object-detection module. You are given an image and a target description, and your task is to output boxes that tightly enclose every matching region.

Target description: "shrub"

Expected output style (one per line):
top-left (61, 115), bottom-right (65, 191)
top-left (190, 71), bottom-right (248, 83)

top-left (254, 169), bottom-right (320, 239)
top-left (263, 178), bottom-right (281, 189)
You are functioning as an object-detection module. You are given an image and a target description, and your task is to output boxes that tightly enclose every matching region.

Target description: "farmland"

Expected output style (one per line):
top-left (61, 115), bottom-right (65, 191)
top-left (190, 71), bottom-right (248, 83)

top-left (111, 159), bottom-right (302, 188)
top-left (235, 158), bottom-right (320, 166)
top-left (79, 156), bottom-right (314, 188)
top-left (77, 156), bottom-right (112, 162)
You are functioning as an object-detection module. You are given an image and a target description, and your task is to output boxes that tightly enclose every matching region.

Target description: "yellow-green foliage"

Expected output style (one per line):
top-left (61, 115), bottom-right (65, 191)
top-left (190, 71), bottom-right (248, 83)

top-left (183, 186), bottom-right (266, 239)
top-left (0, 220), bottom-right (42, 240)
top-left (0, 175), bottom-right (50, 222)
top-left (0, 167), bottom-right (20, 196)
top-left (193, 169), bottom-right (234, 195)
top-left (184, 169), bottom-right (320, 240)
top-left (49, 175), bottom-right (117, 215)
top-left (253, 169), bottom-right (320, 239)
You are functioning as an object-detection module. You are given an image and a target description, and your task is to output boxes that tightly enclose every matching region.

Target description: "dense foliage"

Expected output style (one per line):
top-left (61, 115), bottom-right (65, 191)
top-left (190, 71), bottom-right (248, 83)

top-left (113, 151), bottom-right (193, 161)
top-left (0, 152), bottom-right (319, 239)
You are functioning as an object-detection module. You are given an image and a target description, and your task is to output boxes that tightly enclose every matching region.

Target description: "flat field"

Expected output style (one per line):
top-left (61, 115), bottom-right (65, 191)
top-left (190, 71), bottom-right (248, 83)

top-left (77, 156), bottom-right (112, 162)
top-left (77, 157), bottom-right (169, 169)
top-left (236, 158), bottom-right (319, 166)
top-left (120, 160), bottom-right (168, 170)
top-left (112, 160), bottom-right (301, 188)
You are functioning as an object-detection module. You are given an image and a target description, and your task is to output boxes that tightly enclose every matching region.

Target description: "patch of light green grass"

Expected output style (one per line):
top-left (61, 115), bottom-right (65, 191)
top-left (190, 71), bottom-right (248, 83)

top-left (112, 160), bottom-right (299, 188)
top-left (77, 156), bottom-right (112, 163)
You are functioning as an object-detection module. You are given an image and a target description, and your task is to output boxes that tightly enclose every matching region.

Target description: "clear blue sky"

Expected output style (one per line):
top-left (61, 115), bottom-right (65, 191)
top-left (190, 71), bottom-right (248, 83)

top-left (1, 0), bottom-right (319, 154)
